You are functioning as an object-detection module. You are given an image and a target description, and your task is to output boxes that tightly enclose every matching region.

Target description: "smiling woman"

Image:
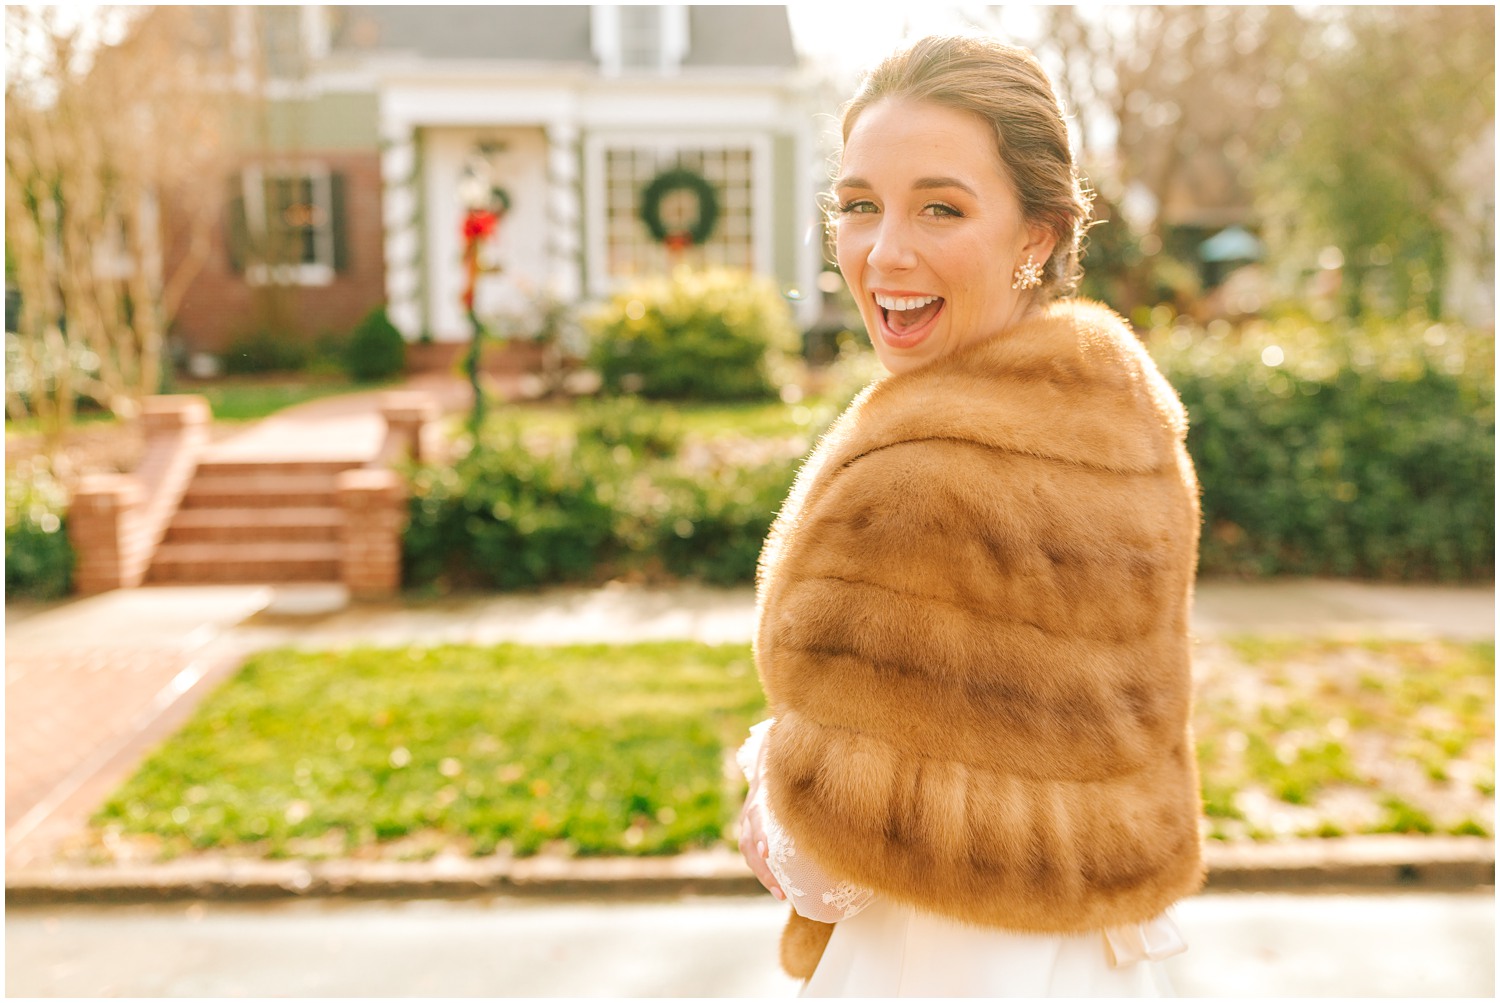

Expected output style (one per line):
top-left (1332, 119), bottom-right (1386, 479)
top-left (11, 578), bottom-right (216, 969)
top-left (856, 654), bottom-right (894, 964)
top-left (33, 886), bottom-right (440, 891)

top-left (738, 34), bottom-right (1205, 997)
top-left (833, 98), bottom-right (1057, 373)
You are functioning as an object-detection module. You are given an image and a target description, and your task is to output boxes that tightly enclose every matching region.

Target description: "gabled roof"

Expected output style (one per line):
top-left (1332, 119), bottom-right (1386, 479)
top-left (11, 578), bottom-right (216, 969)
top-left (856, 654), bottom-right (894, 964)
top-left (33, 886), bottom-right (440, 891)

top-left (328, 5), bottom-right (795, 68)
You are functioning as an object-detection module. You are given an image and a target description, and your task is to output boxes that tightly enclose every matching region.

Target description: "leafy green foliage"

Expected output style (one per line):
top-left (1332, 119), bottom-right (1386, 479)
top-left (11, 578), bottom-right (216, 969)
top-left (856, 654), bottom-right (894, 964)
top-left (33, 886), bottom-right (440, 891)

top-left (4, 459), bottom-right (72, 599)
top-left (575, 396), bottom-right (683, 459)
top-left (586, 268), bottom-right (798, 400)
top-left (221, 328), bottom-right (313, 376)
top-left (404, 424), bottom-right (614, 591)
top-left (1256, 7), bottom-right (1494, 318)
top-left (92, 642), bottom-right (767, 858)
top-left (1149, 314), bottom-right (1494, 580)
top-left (637, 462), bottom-right (796, 586)
top-left (343, 307), bottom-right (407, 383)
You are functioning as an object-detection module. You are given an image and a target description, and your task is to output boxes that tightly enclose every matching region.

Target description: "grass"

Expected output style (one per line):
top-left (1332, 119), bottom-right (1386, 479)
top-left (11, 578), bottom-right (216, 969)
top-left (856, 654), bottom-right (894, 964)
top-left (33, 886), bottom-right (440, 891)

top-left (1196, 637), bottom-right (1494, 841)
top-left (83, 635), bottom-right (1494, 864)
top-left (91, 642), bottom-right (766, 860)
top-left (498, 396), bottom-right (832, 444)
top-left (176, 375), bottom-right (387, 422)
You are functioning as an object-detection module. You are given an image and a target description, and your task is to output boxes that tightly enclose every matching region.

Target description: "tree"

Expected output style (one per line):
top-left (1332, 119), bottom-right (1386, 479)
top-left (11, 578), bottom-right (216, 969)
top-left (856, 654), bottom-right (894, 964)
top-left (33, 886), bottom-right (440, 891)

top-left (1257, 7), bottom-right (1494, 319)
top-left (5, 6), bottom-right (237, 470)
top-left (1028, 5), bottom-right (1308, 318)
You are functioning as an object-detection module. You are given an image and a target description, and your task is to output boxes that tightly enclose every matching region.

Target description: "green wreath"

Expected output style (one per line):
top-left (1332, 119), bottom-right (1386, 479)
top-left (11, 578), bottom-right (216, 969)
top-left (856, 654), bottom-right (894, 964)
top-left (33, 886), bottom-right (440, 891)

top-left (639, 167), bottom-right (720, 246)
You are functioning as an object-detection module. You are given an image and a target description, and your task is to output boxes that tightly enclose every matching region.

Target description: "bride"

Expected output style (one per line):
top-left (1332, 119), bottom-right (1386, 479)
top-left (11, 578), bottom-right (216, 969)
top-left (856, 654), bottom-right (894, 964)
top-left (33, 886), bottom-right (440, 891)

top-left (739, 33), bottom-right (1204, 997)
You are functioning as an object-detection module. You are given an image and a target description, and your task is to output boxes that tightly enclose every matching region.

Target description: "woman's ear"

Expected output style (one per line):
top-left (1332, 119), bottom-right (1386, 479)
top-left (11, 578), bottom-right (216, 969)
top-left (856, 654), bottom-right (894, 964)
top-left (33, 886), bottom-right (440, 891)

top-left (1022, 223), bottom-right (1058, 267)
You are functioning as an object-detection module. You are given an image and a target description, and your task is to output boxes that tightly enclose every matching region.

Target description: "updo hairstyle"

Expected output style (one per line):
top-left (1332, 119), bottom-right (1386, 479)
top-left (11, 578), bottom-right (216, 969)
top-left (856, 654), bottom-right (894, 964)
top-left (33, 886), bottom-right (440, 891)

top-left (840, 34), bottom-right (1093, 301)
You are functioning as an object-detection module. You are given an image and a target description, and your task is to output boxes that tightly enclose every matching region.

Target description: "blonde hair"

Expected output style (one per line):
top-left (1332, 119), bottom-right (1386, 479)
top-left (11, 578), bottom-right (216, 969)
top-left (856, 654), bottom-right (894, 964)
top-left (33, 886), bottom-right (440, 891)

top-left (840, 34), bottom-right (1093, 300)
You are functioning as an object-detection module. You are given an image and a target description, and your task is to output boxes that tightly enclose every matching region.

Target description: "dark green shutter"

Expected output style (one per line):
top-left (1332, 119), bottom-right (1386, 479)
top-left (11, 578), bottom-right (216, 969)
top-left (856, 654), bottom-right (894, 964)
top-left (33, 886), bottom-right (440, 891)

top-left (330, 171), bottom-right (348, 273)
top-left (226, 174), bottom-right (249, 274)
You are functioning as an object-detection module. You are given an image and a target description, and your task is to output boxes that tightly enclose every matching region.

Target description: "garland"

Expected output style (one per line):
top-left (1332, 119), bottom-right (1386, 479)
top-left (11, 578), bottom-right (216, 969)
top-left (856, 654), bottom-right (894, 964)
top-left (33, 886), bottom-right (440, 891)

top-left (639, 167), bottom-right (719, 248)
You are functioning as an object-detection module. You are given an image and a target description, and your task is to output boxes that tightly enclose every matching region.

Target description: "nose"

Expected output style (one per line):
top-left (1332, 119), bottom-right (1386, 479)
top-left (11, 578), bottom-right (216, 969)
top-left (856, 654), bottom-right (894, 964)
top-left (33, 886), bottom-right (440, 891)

top-left (866, 215), bottom-right (918, 274)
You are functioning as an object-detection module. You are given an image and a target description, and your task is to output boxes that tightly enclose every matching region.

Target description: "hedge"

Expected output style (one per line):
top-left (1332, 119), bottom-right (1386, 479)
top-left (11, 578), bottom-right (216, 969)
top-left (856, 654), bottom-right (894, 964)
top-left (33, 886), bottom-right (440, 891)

top-left (1149, 313), bottom-right (1494, 580)
top-left (403, 314), bottom-right (1494, 589)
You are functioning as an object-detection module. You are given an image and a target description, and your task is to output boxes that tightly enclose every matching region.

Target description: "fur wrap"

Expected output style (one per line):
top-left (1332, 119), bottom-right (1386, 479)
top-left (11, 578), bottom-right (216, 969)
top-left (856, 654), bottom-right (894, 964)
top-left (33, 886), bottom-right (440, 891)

top-left (754, 299), bottom-right (1205, 979)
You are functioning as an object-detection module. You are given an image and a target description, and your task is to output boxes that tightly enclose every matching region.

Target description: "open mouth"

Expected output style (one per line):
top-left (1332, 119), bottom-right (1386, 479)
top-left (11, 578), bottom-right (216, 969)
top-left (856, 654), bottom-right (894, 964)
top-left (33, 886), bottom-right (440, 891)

top-left (874, 293), bottom-right (945, 345)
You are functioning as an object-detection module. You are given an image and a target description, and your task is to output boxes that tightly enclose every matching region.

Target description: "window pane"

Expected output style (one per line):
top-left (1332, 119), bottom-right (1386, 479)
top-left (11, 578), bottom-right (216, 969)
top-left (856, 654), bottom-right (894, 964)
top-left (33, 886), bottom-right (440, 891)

top-left (603, 144), bottom-right (757, 279)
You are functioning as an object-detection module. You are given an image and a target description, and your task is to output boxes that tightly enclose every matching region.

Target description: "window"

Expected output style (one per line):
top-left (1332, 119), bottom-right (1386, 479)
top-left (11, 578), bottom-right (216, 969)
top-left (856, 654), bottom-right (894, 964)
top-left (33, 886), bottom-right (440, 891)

top-left (227, 165), bottom-right (345, 286)
top-left (592, 5), bottom-right (687, 76)
top-left (618, 6), bottom-right (662, 70)
top-left (603, 145), bottom-right (755, 279)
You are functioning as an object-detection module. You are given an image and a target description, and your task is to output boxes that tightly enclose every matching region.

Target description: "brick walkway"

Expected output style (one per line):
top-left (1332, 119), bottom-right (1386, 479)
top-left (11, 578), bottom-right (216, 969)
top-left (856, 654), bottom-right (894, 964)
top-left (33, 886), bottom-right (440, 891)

top-left (5, 587), bottom-right (272, 868)
top-left (6, 648), bottom-right (194, 826)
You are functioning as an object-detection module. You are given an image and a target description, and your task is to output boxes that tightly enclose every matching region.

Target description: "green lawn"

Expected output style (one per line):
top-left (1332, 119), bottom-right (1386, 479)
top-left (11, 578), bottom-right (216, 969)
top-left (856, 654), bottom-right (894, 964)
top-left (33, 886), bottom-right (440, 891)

top-left (86, 636), bottom-right (1493, 864)
top-left (501, 396), bottom-right (832, 443)
top-left (178, 376), bottom-right (389, 422)
top-left (1196, 637), bottom-right (1494, 840)
top-left (93, 642), bottom-right (766, 860)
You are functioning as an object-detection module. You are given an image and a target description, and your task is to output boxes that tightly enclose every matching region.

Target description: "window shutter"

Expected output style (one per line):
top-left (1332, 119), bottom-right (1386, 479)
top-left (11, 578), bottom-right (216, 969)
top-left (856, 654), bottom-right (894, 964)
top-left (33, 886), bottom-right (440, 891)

top-left (330, 170), bottom-right (349, 273)
top-left (226, 175), bottom-right (249, 273)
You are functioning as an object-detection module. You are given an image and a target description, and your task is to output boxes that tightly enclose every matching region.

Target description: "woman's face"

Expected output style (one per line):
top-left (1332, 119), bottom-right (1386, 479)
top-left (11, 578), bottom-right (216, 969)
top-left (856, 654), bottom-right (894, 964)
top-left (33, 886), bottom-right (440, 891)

top-left (834, 97), bottom-right (1056, 375)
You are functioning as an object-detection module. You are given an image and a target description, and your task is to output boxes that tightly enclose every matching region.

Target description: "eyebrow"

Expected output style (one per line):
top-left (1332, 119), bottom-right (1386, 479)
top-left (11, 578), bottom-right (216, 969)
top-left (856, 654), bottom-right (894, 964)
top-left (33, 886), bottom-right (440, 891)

top-left (834, 175), bottom-right (979, 198)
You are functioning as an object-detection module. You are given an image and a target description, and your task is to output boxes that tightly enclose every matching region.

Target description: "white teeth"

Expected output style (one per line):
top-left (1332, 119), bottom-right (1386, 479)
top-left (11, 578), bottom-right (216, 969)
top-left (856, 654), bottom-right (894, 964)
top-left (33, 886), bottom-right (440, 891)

top-left (874, 293), bottom-right (939, 312)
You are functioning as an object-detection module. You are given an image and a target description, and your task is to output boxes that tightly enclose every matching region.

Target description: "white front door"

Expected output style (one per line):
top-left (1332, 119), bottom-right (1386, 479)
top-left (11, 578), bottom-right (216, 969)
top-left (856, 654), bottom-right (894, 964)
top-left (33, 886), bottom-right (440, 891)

top-left (424, 126), bottom-right (550, 341)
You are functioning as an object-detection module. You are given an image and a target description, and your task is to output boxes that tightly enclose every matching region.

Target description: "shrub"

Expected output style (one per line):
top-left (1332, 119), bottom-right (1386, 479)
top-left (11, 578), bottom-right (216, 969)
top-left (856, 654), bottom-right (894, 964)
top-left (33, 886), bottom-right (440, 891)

top-left (343, 307), bottom-right (407, 383)
top-left (575, 396), bottom-right (683, 459)
top-left (1149, 314), bottom-right (1495, 581)
top-left (221, 329), bottom-right (312, 375)
top-left (404, 424), bottom-right (614, 591)
top-left (5, 460), bottom-right (73, 599)
top-left (645, 462), bottom-right (797, 586)
top-left (586, 268), bottom-right (798, 400)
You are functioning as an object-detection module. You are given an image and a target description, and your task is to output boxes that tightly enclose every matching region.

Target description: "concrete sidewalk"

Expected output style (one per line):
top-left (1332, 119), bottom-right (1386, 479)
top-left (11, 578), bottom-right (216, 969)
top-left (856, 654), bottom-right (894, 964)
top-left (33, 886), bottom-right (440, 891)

top-left (6, 577), bottom-right (1494, 890)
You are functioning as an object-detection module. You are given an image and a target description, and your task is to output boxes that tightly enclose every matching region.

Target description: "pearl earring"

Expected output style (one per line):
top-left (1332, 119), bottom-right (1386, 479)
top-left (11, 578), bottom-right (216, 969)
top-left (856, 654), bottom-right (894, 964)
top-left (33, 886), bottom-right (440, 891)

top-left (1011, 255), bottom-right (1044, 291)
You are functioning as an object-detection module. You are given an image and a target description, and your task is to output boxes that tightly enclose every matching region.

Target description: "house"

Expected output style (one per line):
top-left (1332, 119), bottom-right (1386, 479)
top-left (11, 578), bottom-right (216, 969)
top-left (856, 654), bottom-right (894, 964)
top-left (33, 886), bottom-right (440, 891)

top-left (169, 5), bottom-right (819, 365)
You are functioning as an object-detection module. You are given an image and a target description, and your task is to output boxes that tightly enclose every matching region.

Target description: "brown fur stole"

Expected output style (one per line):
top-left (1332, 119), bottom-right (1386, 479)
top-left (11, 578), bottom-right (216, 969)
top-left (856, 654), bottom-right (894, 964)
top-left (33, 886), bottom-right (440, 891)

top-left (755, 299), bottom-right (1205, 979)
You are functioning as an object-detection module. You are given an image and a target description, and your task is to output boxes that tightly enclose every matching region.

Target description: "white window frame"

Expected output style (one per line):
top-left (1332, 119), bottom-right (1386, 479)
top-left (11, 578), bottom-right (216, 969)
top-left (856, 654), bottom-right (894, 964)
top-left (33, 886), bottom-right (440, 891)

top-left (240, 163), bottom-right (336, 287)
top-left (583, 131), bottom-right (773, 298)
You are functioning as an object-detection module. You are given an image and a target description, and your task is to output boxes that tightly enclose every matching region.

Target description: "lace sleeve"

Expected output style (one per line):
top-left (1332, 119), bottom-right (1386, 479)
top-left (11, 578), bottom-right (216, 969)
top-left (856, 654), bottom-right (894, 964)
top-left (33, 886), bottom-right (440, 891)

top-left (739, 720), bottom-right (876, 923)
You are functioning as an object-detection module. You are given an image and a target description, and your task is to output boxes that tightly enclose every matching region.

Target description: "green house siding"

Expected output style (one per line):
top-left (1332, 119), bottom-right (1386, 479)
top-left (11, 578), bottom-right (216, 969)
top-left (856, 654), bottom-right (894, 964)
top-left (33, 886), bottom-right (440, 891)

top-left (235, 92), bottom-right (382, 153)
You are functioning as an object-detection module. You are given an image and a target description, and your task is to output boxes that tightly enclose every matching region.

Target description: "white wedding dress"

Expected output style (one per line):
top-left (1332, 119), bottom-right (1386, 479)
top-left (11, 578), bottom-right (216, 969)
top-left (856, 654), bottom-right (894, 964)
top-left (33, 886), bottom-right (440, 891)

top-left (739, 720), bottom-right (1185, 998)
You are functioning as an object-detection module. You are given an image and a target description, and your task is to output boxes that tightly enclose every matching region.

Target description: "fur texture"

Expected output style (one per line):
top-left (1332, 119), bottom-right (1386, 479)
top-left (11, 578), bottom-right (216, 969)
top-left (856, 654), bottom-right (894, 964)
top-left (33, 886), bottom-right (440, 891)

top-left (755, 299), bottom-right (1205, 976)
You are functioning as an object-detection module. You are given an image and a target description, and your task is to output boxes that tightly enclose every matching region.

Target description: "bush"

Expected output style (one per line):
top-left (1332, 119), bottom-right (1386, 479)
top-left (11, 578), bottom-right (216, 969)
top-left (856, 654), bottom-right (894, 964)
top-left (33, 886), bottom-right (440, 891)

top-left (644, 462), bottom-right (797, 586)
top-left (586, 268), bottom-right (798, 400)
top-left (1148, 314), bottom-right (1495, 580)
top-left (221, 329), bottom-right (313, 375)
top-left (404, 424), bottom-right (614, 591)
top-left (343, 307), bottom-right (407, 383)
top-left (575, 396), bottom-right (683, 459)
top-left (5, 460), bottom-right (73, 599)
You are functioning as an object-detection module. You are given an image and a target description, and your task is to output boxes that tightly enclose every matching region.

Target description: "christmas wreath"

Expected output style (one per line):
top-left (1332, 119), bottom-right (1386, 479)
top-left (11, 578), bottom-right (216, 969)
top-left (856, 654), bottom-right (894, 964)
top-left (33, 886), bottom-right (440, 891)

top-left (639, 167), bottom-right (720, 248)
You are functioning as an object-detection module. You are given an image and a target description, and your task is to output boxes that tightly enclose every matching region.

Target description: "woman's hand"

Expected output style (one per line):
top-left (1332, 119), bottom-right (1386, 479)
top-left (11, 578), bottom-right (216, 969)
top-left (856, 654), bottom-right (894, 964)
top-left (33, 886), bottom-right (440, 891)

top-left (738, 758), bottom-right (786, 901)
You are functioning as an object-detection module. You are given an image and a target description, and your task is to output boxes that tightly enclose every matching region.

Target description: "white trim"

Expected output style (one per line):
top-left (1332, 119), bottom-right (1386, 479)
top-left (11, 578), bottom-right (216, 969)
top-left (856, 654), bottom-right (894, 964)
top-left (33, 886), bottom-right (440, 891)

top-left (246, 263), bottom-right (335, 288)
top-left (301, 5), bottom-right (330, 61)
top-left (583, 130), bottom-right (773, 299)
top-left (660, 6), bottom-right (689, 75)
top-left (591, 6), bottom-right (621, 76)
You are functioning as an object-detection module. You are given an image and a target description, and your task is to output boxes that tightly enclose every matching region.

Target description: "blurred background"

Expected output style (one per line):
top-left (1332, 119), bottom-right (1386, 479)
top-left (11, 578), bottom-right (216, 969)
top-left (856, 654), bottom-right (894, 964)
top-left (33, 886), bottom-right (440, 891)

top-left (5, 6), bottom-right (1495, 996)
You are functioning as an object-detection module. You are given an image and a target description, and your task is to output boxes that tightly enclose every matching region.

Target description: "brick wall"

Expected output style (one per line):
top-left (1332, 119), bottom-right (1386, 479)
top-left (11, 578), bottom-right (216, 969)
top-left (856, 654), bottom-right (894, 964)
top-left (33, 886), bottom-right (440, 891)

top-left (162, 151), bottom-right (387, 358)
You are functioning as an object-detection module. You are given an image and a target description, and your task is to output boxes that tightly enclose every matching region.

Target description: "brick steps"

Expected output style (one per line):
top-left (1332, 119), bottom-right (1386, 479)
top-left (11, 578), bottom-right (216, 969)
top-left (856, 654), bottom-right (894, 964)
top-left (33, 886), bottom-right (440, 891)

top-left (147, 458), bottom-right (363, 584)
top-left (149, 541), bottom-right (341, 582)
top-left (180, 475), bottom-right (343, 509)
top-left (164, 508), bottom-right (342, 543)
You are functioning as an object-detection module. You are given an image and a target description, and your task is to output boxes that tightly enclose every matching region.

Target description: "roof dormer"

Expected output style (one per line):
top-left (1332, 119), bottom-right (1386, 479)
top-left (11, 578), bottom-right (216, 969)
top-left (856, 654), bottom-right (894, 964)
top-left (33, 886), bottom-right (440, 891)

top-left (591, 4), bottom-right (688, 76)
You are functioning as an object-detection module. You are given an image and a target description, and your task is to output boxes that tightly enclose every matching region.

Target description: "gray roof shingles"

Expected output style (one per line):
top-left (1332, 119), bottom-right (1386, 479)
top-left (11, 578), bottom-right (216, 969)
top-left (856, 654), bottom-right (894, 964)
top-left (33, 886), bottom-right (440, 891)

top-left (329, 5), bottom-right (795, 68)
